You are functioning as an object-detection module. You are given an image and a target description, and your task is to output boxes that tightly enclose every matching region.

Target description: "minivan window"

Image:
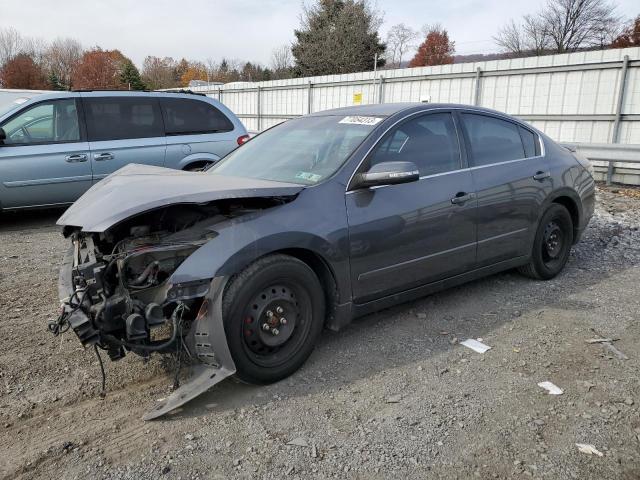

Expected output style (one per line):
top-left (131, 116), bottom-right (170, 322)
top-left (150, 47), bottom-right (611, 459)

top-left (160, 98), bottom-right (233, 135)
top-left (1, 99), bottom-right (80, 145)
top-left (84, 97), bottom-right (163, 141)
top-left (462, 113), bottom-right (525, 166)
top-left (369, 112), bottom-right (461, 176)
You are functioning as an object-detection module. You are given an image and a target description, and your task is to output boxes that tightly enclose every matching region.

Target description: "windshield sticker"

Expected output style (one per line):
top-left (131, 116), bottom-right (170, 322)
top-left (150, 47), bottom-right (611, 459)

top-left (295, 171), bottom-right (323, 183)
top-left (339, 116), bottom-right (383, 126)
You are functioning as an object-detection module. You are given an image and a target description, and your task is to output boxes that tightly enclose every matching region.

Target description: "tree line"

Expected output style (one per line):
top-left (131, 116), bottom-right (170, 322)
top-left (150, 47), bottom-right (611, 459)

top-left (0, 0), bottom-right (638, 91)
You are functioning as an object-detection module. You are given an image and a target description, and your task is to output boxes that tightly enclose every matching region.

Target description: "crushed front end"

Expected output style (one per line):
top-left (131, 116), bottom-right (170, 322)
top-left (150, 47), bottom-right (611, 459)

top-left (52, 203), bottom-right (254, 419)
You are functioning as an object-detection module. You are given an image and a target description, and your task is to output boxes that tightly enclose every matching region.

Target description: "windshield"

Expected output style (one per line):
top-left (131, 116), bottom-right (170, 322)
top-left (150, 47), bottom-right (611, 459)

top-left (0, 94), bottom-right (38, 117)
top-left (210, 115), bottom-right (384, 185)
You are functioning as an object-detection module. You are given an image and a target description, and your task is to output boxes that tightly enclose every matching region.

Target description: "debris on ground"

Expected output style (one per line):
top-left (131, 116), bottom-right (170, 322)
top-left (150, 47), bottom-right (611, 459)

top-left (459, 338), bottom-right (492, 353)
top-left (538, 381), bottom-right (564, 395)
top-left (576, 444), bottom-right (604, 457)
top-left (286, 437), bottom-right (309, 448)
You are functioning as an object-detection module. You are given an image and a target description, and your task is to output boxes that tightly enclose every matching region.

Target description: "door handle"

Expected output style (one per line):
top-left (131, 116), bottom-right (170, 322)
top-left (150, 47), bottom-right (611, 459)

top-left (94, 152), bottom-right (114, 161)
top-left (533, 171), bottom-right (551, 181)
top-left (65, 154), bottom-right (88, 163)
top-left (451, 192), bottom-right (476, 205)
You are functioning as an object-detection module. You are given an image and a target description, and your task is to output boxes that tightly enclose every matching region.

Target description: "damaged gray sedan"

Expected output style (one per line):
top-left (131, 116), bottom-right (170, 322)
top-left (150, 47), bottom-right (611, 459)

top-left (53, 103), bottom-right (595, 419)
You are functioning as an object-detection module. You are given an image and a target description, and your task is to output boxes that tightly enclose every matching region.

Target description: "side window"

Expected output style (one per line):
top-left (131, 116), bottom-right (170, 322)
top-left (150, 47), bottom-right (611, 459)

top-left (1, 99), bottom-right (80, 145)
top-left (462, 113), bottom-right (525, 166)
top-left (160, 98), bottom-right (234, 135)
top-left (518, 125), bottom-right (540, 158)
top-left (369, 112), bottom-right (461, 176)
top-left (84, 97), bottom-right (163, 141)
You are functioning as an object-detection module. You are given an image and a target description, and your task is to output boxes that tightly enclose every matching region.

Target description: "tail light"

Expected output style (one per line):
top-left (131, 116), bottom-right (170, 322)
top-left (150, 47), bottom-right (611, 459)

top-left (237, 134), bottom-right (250, 146)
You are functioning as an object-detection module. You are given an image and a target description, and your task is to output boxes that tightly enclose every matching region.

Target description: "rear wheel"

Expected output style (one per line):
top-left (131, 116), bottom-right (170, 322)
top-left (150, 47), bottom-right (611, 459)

top-left (184, 161), bottom-right (213, 172)
top-left (518, 203), bottom-right (573, 280)
top-left (222, 254), bottom-right (325, 384)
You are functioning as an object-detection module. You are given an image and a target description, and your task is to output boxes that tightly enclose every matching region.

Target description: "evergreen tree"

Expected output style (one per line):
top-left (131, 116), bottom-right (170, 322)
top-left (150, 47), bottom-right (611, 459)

top-left (292, 0), bottom-right (385, 76)
top-left (47, 71), bottom-right (66, 90)
top-left (120, 60), bottom-right (146, 90)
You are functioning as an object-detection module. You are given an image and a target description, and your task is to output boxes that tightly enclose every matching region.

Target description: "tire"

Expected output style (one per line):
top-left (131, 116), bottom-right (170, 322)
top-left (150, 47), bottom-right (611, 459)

top-left (518, 203), bottom-right (573, 280)
top-left (184, 161), bottom-right (213, 172)
top-left (222, 254), bottom-right (325, 384)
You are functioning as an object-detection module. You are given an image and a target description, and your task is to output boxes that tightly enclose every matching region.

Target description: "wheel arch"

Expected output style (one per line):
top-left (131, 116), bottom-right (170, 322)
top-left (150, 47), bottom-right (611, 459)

top-left (544, 188), bottom-right (582, 244)
top-left (273, 248), bottom-right (341, 328)
top-left (176, 152), bottom-right (221, 170)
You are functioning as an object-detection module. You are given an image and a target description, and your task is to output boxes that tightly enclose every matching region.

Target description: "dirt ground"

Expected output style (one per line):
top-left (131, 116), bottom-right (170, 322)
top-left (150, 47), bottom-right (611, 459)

top-left (0, 186), bottom-right (639, 480)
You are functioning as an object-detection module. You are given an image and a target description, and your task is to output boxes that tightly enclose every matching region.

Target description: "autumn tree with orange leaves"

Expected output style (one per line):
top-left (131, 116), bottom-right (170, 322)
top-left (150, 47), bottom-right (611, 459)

top-left (611, 16), bottom-right (640, 48)
top-left (0, 53), bottom-right (47, 89)
top-left (409, 25), bottom-right (455, 67)
top-left (71, 48), bottom-right (131, 90)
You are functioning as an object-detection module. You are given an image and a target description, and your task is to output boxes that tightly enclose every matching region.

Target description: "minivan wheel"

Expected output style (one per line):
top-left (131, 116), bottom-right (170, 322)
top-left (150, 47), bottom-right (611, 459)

top-left (184, 161), bottom-right (213, 172)
top-left (518, 203), bottom-right (573, 280)
top-left (222, 254), bottom-right (325, 384)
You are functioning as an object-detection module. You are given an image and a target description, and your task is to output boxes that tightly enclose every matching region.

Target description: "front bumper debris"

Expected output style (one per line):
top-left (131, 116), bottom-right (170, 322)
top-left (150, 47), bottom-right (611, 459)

top-left (143, 277), bottom-right (237, 420)
top-left (56, 247), bottom-right (237, 420)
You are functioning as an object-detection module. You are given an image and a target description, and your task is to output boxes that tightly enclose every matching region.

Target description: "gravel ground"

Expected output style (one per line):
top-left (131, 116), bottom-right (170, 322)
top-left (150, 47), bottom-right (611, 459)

top-left (0, 185), bottom-right (639, 480)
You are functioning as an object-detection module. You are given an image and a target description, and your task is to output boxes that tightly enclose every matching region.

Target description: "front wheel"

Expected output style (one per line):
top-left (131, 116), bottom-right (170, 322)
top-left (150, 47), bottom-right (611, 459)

top-left (518, 203), bottom-right (573, 280)
top-left (222, 254), bottom-right (325, 384)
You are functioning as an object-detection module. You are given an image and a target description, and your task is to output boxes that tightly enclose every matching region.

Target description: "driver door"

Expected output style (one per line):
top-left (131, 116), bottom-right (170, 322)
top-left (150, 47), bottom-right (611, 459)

top-left (0, 98), bottom-right (92, 209)
top-left (346, 111), bottom-right (477, 303)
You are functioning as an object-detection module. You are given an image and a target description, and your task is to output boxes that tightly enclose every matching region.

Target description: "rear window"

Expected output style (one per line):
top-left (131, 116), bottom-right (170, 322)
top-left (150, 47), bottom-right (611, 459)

top-left (462, 113), bottom-right (525, 166)
top-left (160, 98), bottom-right (233, 135)
top-left (84, 97), bottom-right (163, 141)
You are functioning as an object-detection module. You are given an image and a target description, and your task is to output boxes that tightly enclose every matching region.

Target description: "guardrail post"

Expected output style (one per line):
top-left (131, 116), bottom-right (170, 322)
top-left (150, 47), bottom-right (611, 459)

top-left (256, 86), bottom-right (262, 132)
top-left (307, 81), bottom-right (313, 114)
top-left (474, 67), bottom-right (482, 106)
top-left (378, 75), bottom-right (385, 104)
top-left (218, 88), bottom-right (223, 103)
top-left (609, 55), bottom-right (630, 185)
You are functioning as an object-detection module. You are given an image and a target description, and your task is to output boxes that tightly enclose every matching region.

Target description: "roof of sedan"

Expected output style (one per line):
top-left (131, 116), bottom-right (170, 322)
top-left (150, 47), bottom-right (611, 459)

top-left (307, 102), bottom-right (498, 117)
top-left (308, 102), bottom-right (422, 117)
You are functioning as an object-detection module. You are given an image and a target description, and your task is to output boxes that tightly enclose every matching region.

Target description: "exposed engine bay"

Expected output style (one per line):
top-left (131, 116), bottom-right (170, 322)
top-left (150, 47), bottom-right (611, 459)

top-left (51, 198), bottom-right (289, 395)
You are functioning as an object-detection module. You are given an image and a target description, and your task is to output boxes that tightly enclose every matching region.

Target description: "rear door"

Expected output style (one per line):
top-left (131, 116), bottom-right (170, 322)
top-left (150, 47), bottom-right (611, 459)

top-left (160, 97), bottom-right (237, 169)
top-left (0, 97), bottom-right (92, 208)
top-left (346, 111), bottom-right (477, 302)
top-left (82, 95), bottom-right (166, 182)
top-left (459, 112), bottom-right (551, 267)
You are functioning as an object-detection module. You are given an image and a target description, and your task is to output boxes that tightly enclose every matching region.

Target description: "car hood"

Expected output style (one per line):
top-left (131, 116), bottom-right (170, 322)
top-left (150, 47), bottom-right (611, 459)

top-left (57, 164), bottom-right (304, 232)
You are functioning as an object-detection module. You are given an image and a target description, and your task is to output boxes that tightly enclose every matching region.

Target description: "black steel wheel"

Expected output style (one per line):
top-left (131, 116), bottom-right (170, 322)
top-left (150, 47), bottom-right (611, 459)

top-left (518, 203), bottom-right (573, 280)
top-left (222, 254), bottom-right (325, 384)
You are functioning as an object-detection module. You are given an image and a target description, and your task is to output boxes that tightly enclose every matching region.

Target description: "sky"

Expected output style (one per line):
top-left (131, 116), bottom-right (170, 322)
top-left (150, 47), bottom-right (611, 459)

top-left (1, 0), bottom-right (638, 67)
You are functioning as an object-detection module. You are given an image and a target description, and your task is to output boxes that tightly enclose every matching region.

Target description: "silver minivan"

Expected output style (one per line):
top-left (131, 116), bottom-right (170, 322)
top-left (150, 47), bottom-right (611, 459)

top-left (0, 91), bottom-right (248, 210)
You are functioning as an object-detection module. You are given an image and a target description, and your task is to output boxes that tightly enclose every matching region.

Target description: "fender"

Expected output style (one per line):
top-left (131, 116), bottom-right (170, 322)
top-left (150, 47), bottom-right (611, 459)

top-left (169, 182), bottom-right (352, 305)
top-left (176, 152), bottom-right (221, 170)
top-left (169, 225), bottom-right (351, 304)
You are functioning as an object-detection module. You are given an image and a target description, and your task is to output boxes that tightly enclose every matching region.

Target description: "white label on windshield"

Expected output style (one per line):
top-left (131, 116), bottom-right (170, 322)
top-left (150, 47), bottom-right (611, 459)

top-left (339, 116), bottom-right (383, 126)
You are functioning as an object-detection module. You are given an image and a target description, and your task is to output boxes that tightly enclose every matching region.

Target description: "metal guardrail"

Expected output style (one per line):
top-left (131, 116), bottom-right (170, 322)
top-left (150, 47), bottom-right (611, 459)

top-left (564, 143), bottom-right (640, 185)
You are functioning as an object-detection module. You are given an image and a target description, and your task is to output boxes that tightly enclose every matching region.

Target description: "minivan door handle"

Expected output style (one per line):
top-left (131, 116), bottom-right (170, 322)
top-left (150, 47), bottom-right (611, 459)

top-left (94, 152), bottom-right (114, 161)
top-left (451, 192), bottom-right (476, 205)
top-left (533, 171), bottom-right (551, 181)
top-left (65, 154), bottom-right (88, 163)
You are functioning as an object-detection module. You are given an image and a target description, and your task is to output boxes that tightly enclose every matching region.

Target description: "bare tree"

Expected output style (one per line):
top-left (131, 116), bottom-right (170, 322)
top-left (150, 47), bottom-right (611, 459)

top-left (522, 14), bottom-right (550, 54)
top-left (496, 0), bottom-right (620, 56)
top-left (0, 27), bottom-right (23, 67)
top-left (494, 20), bottom-right (525, 55)
top-left (386, 23), bottom-right (418, 67)
top-left (44, 37), bottom-right (83, 89)
top-left (271, 45), bottom-right (293, 75)
top-left (541, 0), bottom-right (621, 52)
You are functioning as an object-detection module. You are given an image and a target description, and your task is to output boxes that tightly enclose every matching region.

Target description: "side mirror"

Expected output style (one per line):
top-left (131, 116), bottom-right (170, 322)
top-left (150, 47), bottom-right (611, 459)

top-left (0, 127), bottom-right (5, 144)
top-left (352, 161), bottom-right (420, 189)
